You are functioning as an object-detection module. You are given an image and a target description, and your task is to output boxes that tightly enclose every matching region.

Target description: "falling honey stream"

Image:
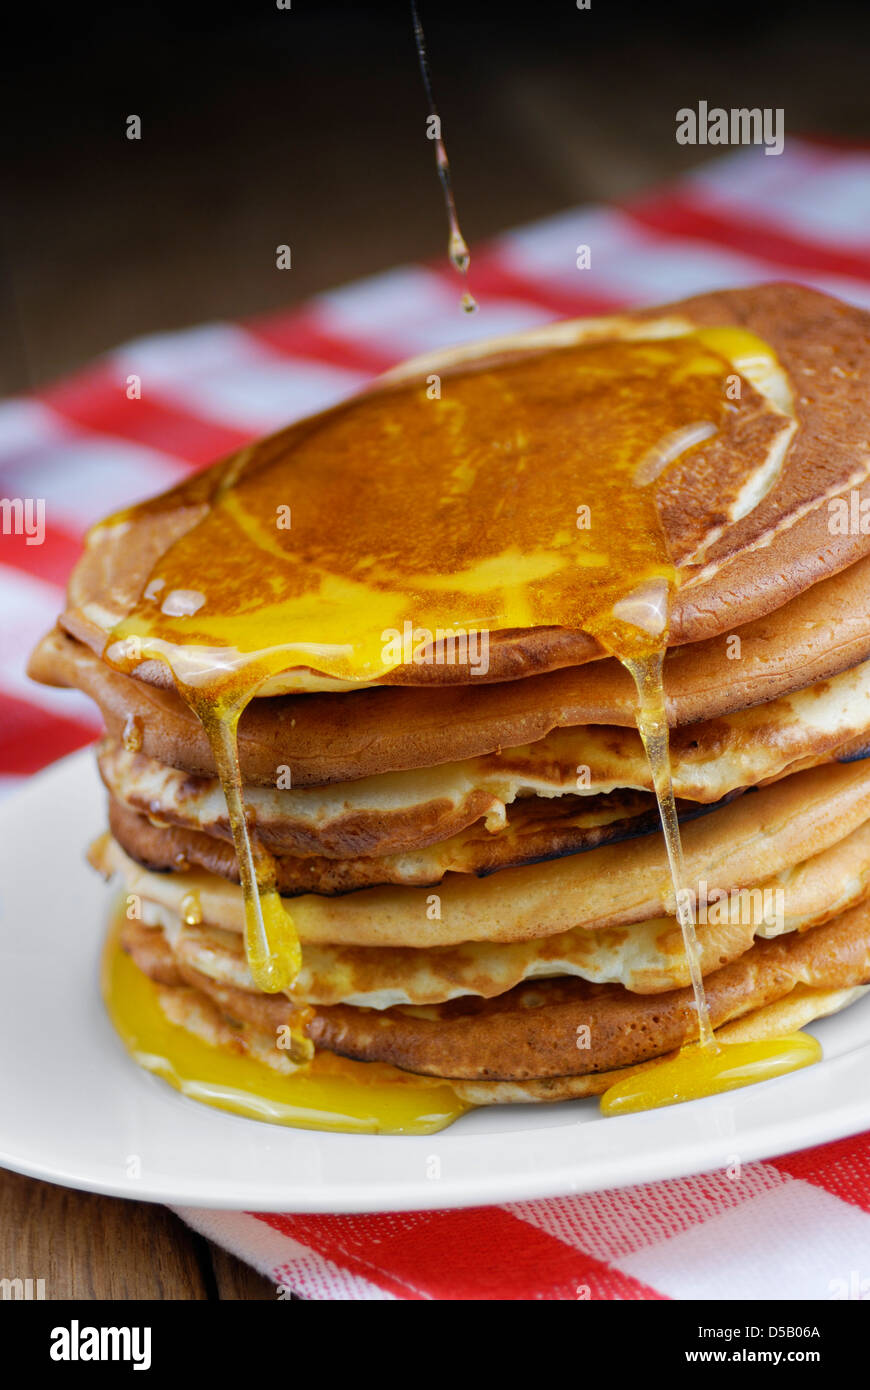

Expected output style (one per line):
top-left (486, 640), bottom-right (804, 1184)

top-left (411, 0), bottom-right (477, 311)
top-left (101, 328), bottom-right (818, 1127)
top-left (623, 650), bottom-right (716, 1052)
top-left (192, 696), bottom-right (303, 997)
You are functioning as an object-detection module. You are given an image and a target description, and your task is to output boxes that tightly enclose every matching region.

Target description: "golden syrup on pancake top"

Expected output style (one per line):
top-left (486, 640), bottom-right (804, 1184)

top-left (100, 326), bottom-right (815, 1124)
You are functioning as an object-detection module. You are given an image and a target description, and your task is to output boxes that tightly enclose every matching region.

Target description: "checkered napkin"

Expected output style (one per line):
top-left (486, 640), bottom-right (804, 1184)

top-left (4, 139), bottom-right (870, 1299)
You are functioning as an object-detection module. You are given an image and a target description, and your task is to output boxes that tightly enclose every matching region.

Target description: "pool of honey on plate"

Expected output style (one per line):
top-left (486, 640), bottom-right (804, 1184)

top-left (102, 905), bottom-right (467, 1135)
top-left (99, 327), bottom-right (818, 1127)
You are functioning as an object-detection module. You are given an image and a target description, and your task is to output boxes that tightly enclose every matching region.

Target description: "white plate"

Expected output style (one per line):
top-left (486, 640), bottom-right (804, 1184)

top-left (3, 749), bottom-right (870, 1213)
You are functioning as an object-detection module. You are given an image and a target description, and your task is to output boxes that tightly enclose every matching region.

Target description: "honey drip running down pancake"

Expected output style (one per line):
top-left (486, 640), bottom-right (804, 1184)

top-left (91, 318), bottom-right (812, 1111)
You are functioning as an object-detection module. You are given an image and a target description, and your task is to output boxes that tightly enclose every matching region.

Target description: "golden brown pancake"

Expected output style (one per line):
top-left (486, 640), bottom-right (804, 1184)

top-left (450, 985), bottom-right (870, 1103)
top-left (143, 963), bottom-right (866, 1102)
top-left (106, 788), bottom-right (741, 895)
top-left (93, 758), bottom-right (870, 945)
top-left (92, 649), bottom-right (870, 867)
top-left (56, 284), bottom-right (870, 691)
top-left (122, 816), bottom-right (870, 1006)
top-left (121, 902), bottom-right (870, 1080)
top-left (386, 283), bottom-right (870, 653)
top-left (28, 554), bottom-right (870, 785)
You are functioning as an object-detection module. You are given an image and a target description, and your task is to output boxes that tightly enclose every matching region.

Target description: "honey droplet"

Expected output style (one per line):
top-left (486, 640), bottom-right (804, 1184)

top-left (412, 0), bottom-right (476, 310)
top-left (244, 888), bottom-right (303, 994)
top-left (122, 714), bottom-right (143, 753)
top-left (448, 229), bottom-right (470, 276)
top-left (180, 892), bottom-right (203, 927)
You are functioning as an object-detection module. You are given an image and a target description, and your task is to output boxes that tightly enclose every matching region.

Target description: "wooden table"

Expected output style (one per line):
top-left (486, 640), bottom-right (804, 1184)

top-left (0, 1169), bottom-right (275, 1299)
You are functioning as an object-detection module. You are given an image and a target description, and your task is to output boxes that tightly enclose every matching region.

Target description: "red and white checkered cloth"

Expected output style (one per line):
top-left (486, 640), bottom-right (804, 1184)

top-left (5, 138), bottom-right (870, 1298)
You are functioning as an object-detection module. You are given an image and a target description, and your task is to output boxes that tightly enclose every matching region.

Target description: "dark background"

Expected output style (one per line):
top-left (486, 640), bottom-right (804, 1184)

top-left (2, 0), bottom-right (868, 395)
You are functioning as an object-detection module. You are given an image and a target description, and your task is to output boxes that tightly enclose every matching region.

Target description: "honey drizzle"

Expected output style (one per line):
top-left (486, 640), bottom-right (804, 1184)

top-left (194, 698), bottom-right (303, 998)
top-left (623, 650), bottom-right (715, 1051)
top-left (600, 652), bottom-right (825, 1112)
top-left (410, 0), bottom-right (477, 311)
top-left (179, 891), bottom-right (202, 927)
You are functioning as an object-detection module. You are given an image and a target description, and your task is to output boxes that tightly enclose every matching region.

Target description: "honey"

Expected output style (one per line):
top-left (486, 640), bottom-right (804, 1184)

top-left (179, 891), bottom-right (203, 928)
top-left (121, 714), bottom-right (143, 753)
top-left (624, 650), bottom-right (716, 1050)
top-left (600, 1034), bottom-right (822, 1116)
top-left (104, 332), bottom-right (772, 686)
top-left (194, 701), bottom-right (303, 999)
top-left (102, 908), bottom-right (466, 1135)
top-left (410, 0), bottom-right (477, 311)
top-left (98, 325), bottom-right (818, 1127)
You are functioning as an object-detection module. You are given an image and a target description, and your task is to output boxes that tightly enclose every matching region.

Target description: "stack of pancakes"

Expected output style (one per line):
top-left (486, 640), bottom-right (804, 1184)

top-left (29, 283), bottom-right (870, 1108)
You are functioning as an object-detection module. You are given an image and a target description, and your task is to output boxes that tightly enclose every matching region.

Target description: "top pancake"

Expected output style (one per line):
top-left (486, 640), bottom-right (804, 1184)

top-left (30, 551), bottom-right (870, 784)
top-left (57, 282), bottom-right (870, 693)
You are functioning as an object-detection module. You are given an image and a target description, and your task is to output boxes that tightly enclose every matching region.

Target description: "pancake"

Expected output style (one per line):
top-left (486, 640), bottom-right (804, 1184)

top-left (56, 284), bottom-right (870, 692)
top-left (121, 815), bottom-right (870, 1006)
top-left (146, 979), bottom-right (867, 1102)
top-left (93, 652), bottom-right (870, 866)
top-left (106, 786), bottom-right (746, 894)
top-left (123, 916), bottom-right (866, 1099)
top-left (28, 555), bottom-right (870, 785)
top-left (93, 758), bottom-right (870, 946)
top-left (121, 901), bottom-right (870, 1080)
top-left (451, 985), bottom-right (870, 1104)
top-left (386, 283), bottom-right (870, 651)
